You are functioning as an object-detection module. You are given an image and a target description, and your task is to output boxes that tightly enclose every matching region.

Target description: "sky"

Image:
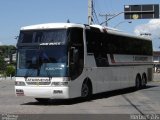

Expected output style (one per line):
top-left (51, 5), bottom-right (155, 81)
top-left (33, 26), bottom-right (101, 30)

top-left (0, 0), bottom-right (160, 51)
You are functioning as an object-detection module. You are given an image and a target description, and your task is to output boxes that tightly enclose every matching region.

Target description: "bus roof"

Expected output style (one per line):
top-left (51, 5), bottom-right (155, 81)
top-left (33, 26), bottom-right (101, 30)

top-left (90, 24), bottom-right (151, 41)
top-left (20, 23), bottom-right (85, 30)
top-left (20, 22), bottom-right (151, 41)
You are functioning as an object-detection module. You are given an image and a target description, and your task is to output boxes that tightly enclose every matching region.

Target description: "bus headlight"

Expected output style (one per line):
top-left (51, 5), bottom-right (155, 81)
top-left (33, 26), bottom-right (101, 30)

top-left (51, 82), bottom-right (68, 86)
top-left (15, 81), bottom-right (26, 86)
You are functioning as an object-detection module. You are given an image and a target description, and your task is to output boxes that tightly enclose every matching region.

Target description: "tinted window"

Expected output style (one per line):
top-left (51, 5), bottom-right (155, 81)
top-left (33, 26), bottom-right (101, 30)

top-left (106, 34), bottom-right (152, 55)
top-left (86, 28), bottom-right (152, 67)
top-left (86, 29), bottom-right (109, 67)
top-left (18, 29), bottom-right (67, 45)
top-left (17, 46), bottom-right (69, 77)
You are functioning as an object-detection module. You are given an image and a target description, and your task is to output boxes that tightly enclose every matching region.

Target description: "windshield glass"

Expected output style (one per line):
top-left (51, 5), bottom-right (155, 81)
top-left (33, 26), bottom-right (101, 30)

top-left (17, 29), bottom-right (69, 77)
top-left (18, 29), bottom-right (67, 45)
top-left (16, 46), bottom-right (69, 77)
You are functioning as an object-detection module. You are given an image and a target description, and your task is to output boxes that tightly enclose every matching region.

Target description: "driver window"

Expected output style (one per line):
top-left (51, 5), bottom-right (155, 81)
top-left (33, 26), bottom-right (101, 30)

top-left (69, 28), bottom-right (84, 80)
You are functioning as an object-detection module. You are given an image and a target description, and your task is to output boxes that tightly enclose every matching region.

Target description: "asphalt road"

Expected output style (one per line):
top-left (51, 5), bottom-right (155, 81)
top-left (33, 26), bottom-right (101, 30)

top-left (0, 75), bottom-right (160, 120)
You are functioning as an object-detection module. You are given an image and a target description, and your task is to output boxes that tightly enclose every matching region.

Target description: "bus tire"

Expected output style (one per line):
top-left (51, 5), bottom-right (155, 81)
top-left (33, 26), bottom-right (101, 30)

top-left (35, 98), bottom-right (50, 103)
top-left (142, 73), bottom-right (147, 88)
top-left (135, 74), bottom-right (141, 90)
top-left (81, 79), bottom-right (92, 100)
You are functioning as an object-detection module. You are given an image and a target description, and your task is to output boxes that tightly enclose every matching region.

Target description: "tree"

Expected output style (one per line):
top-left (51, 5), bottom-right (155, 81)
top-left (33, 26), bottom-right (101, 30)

top-left (0, 56), bottom-right (6, 71)
top-left (0, 45), bottom-right (16, 58)
top-left (6, 65), bottom-right (15, 77)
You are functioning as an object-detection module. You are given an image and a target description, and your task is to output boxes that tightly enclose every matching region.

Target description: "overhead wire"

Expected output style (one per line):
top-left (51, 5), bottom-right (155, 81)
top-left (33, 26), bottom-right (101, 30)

top-left (92, 0), bottom-right (100, 24)
top-left (93, 8), bottom-right (100, 24)
top-left (92, 0), bottom-right (99, 24)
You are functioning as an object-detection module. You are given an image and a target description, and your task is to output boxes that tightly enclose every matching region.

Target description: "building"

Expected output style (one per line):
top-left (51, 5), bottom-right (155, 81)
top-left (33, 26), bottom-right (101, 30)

top-left (4, 53), bottom-right (16, 64)
top-left (12, 53), bottom-right (16, 62)
top-left (153, 51), bottom-right (160, 64)
top-left (153, 51), bottom-right (160, 72)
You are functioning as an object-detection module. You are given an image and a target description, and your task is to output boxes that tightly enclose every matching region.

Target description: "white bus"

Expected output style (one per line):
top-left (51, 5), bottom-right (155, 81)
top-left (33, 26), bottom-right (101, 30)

top-left (15, 23), bottom-right (153, 102)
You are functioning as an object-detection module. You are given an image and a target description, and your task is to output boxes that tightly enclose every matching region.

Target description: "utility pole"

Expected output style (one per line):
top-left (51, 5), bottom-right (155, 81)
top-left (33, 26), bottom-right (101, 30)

top-left (99, 13), bottom-right (116, 26)
top-left (99, 14), bottom-right (114, 26)
top-left (88, 0), bottom-right (93, 25)
top-left (99, 12), bottom-right (125, 26)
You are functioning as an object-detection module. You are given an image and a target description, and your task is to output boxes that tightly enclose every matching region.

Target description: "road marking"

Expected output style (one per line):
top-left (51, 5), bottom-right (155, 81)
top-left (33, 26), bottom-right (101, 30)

top-left (122, 95), bottom-right (150, 120)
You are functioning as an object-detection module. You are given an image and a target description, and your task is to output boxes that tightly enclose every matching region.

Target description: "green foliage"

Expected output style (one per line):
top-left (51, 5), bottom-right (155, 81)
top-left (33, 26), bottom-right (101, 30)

top-left (0, 56), bottom-right (6, 71)
top-left (0, 45), bottom-right (16, 76)
top-left (0, 45), bottom-right (16, 57)
top-left (6, 65), bottom-right (16, 77)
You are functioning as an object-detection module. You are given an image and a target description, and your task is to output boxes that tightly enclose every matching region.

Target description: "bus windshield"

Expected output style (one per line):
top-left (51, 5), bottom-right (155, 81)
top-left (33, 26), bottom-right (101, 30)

top-left (16, 46), bottom-right (68, 77)
top-left (18, 29), bottom-right (67, 45)
top-left (16, 29), bottom-right (69, 77)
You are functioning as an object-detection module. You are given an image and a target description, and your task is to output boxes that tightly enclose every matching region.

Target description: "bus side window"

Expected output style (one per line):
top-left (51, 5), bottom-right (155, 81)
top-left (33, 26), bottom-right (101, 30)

top-left (94, 32), bottom-right (108, 67)
top-left (86, 30), bottom-right (109, 67)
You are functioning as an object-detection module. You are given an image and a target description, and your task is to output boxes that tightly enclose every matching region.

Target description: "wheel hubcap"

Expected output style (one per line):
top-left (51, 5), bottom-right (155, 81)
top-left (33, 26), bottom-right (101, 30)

top-left (82, 84), bottom-right (89, 97)
top-left (136, 77), bottom-right (140, 88)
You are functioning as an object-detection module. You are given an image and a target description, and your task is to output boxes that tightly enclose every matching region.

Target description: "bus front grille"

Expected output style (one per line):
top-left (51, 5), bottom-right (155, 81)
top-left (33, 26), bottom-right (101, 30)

top-left (26, 82), bottom-right (51, 85)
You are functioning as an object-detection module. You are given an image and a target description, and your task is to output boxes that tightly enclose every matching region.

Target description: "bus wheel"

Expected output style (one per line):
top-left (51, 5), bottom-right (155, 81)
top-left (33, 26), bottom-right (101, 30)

top-left (142, 74), bottom-right (147, 88)
top-left (35, 98), bottom-right (50, 103)
top-left (81, 81), bottom-right (92, 100)
top-left (135, 75), bottom-right (141, 90)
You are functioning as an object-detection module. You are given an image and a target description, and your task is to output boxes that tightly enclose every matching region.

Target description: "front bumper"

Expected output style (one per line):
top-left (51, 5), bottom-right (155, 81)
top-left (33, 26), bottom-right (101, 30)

top-left (15, 86), bottom-right (69, 99)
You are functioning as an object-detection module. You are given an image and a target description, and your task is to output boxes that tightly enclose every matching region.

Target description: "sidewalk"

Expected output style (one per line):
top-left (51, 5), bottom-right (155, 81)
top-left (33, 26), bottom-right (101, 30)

top-left (0, 77), bottom-right (15, 81)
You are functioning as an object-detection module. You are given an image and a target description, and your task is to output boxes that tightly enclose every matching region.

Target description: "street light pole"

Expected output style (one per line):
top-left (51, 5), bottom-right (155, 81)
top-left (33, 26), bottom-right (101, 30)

top-left (114, 21), bottom-right (132, 28)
